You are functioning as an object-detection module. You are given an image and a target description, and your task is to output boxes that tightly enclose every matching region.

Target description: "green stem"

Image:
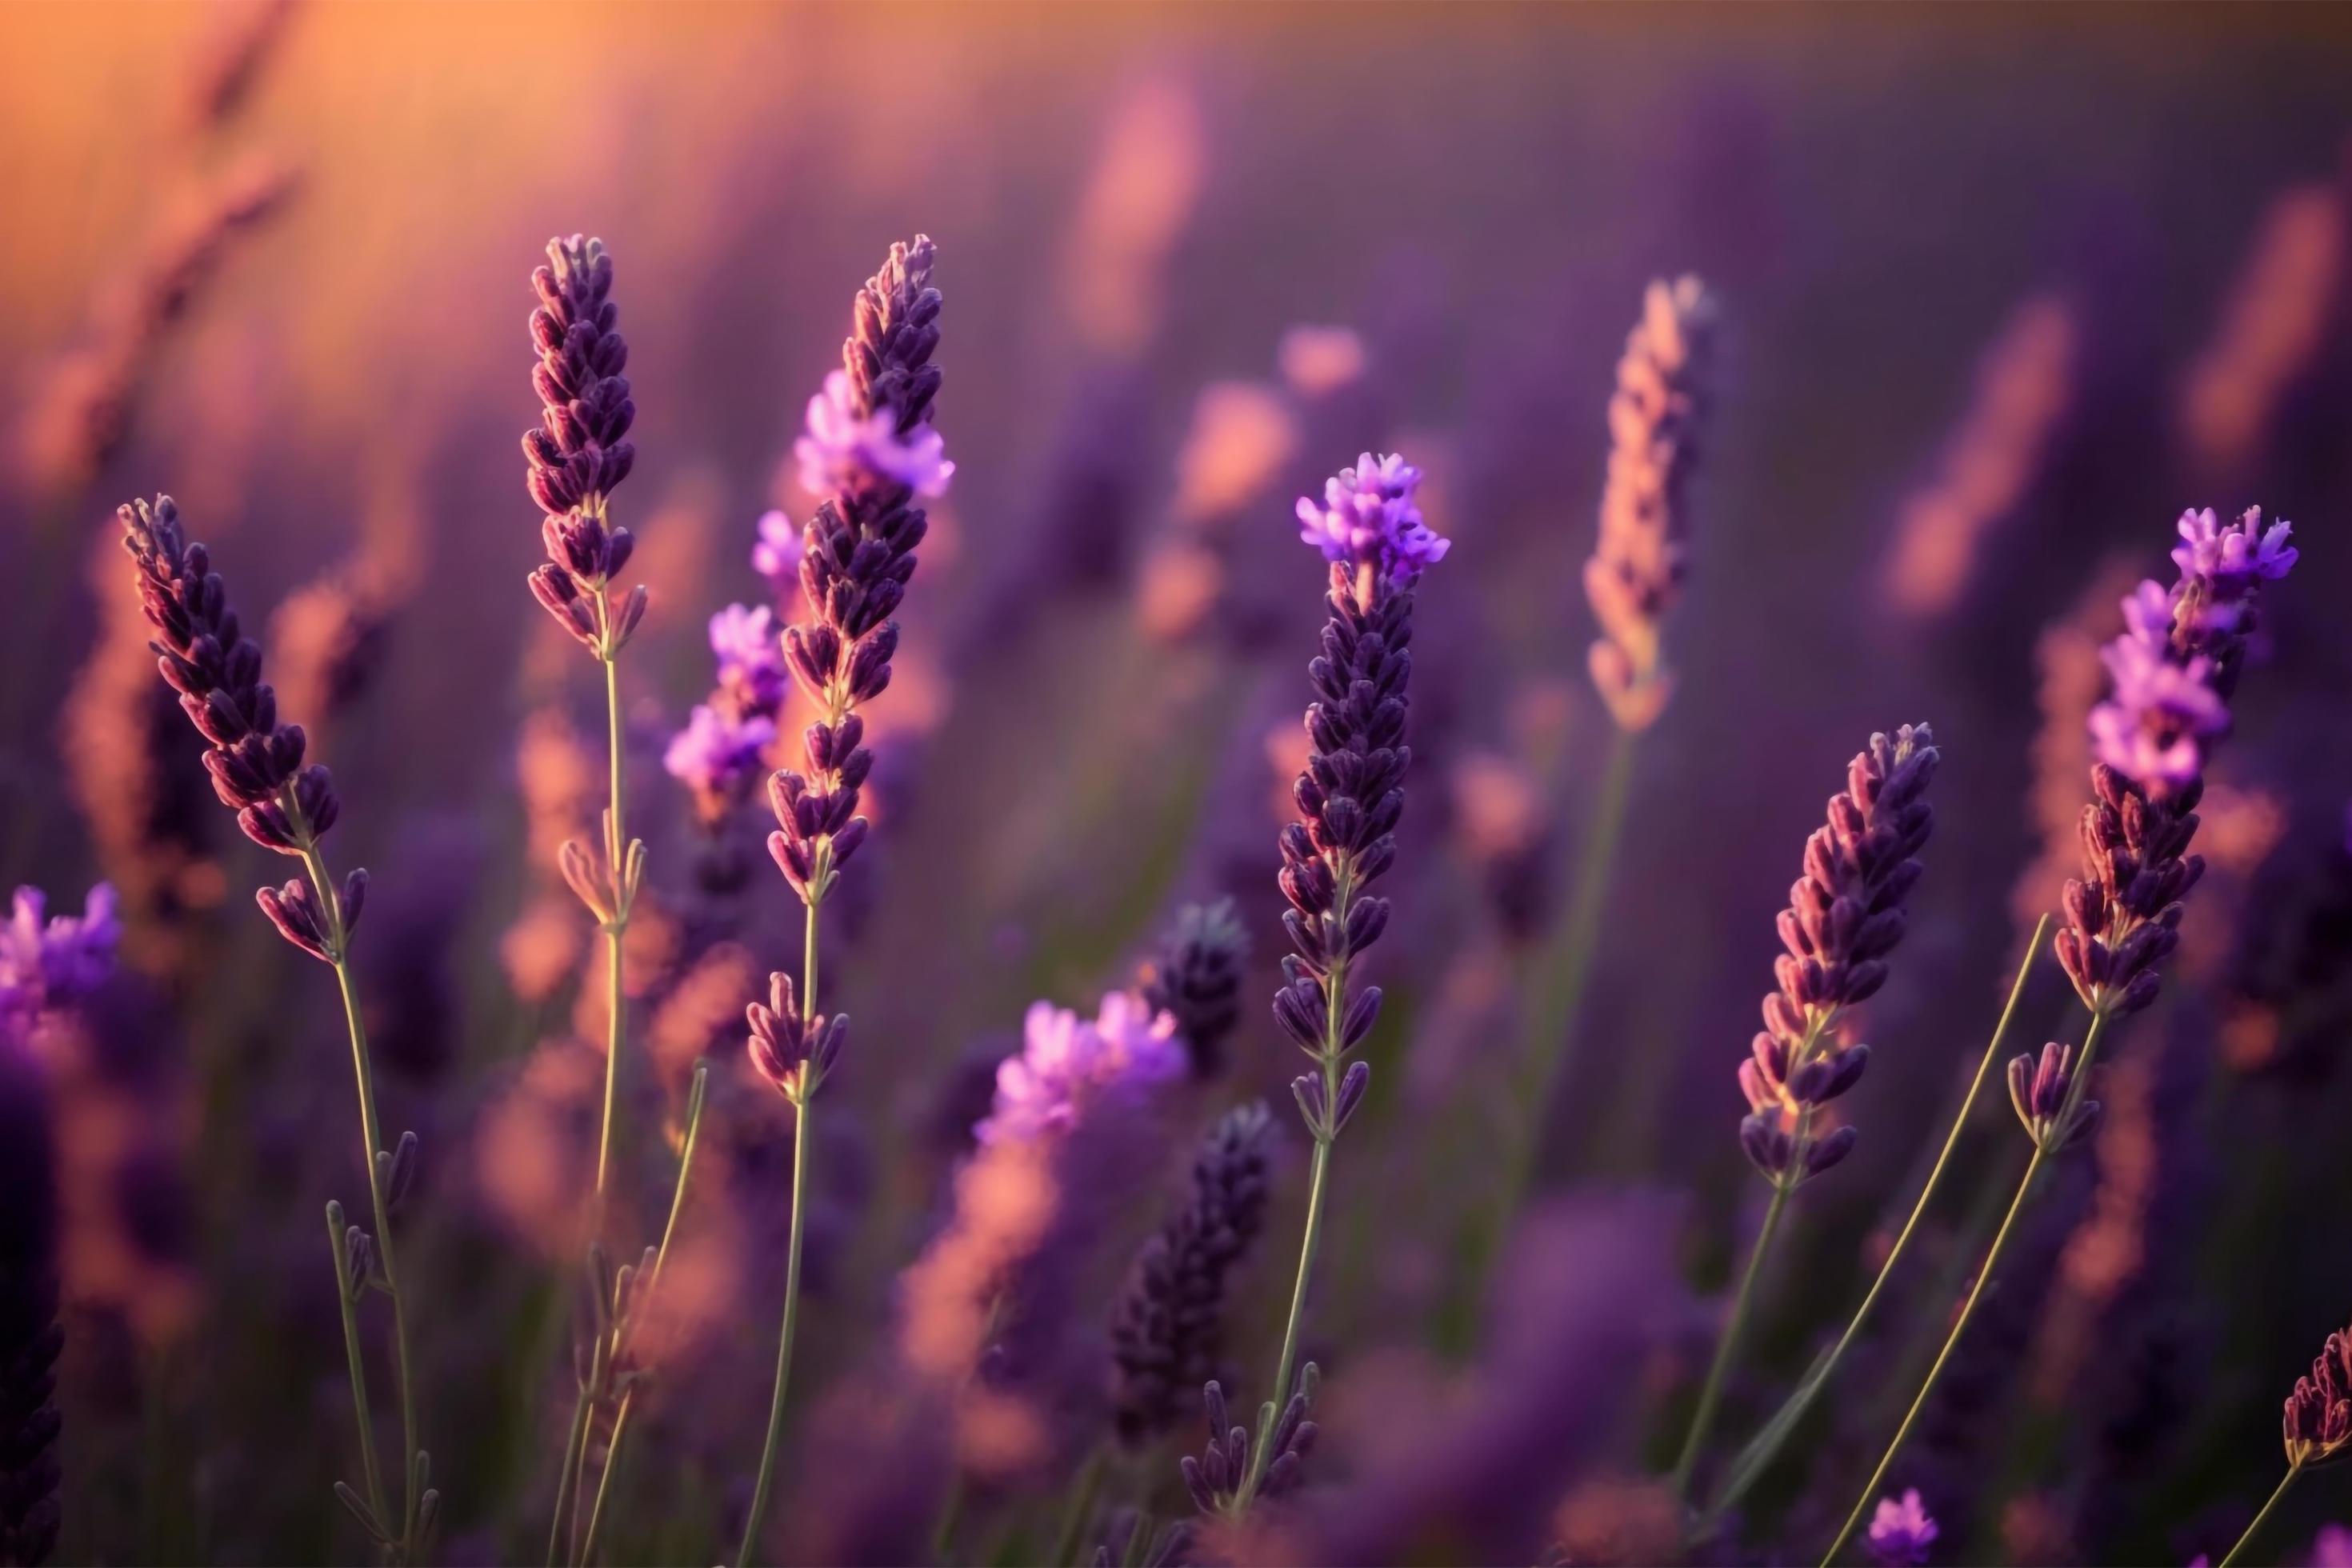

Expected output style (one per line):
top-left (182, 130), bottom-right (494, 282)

top-left (302, 831), bottom-right (420, 1561)
top-left (1671, 1180), bottom-right (1790, 1499)
top-left (546, 1386), bottom-right (592, 1568)
top-left (595, 646), bottom-right (627, 1206)
top-left (2216, 1464), bottom-right (2302, 1568)
top-left (1238, 861), bottom-right (1354, 1511)
top-left (324, 1206), bottom-right (390, 1537)
top-left (1820, 1141), bottom-right (2053, 1565)
top-left (735, 899), bottom-right (823, 1568)
top-left (1050, 1444), bottom-right (1109, 1567)
top-left (1706, 915), bottom-right (2050, 1521)
top-left (578, 1062), bottom-right (710, 1566)
top-left (1498, 726), bottom-right (1636, 1222)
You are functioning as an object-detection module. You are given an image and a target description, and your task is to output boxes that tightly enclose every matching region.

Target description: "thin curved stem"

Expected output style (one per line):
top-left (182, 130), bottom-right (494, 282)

top-left (324, 1206), bottom-right (389, 1536)
top-left (1499, 726), bottom-right (1636, 1220)
top-left (577, 1062), bottom-right (710, 1566)
top-left (304, 831), bottom-right (420, 1561)
top-left (546, 1386), bottom-right (592, 1568)
top-left (1670, 1180), bottom-right (1790, 1500)
top-left (595, 647), bottom-right (626, 1206)
top-left (2217, 1464), bottom-right (2302, 1568)
top-left (735, 900), bottom-right (823, 1568)
top-left (1237, 862), bottom-right (1354, 1510)
top-left (1820, 1143), bottom-right (2049, 1565)
top-left (1706, 916), bottom-right (2050, 1521)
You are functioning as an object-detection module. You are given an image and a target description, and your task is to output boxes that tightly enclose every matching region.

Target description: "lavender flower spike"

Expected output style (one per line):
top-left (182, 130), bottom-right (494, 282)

top-left (1110, 1103), bottom-right (1274, 1443)
top-left (766, 234), bottom-right (947, 910)
top-left (1200, 450), bottom-right (1444, 1518)
top-left (738, 236), bottom-right (946, 1568)
top-left (1140, 899), bottom-right (1250, 1078)
top-left (2215, 1318), bottom-right (2352, 1567)
top-left (2058, 506), bottom-right (2296, 1021)
top-left (522, 235), bottom-right (643, 658)
top-left (2282, 1322), bottom-right (2352, 1469)
top-left (117, 495), bottom-right (419, 1554)
top-left (1738, 725), bottom-right (1938, 1190)
top-left (1586, 276), bottom-right (1717, 732)
top-left (1676, 726), bottom-right (1934, 1502)
top-left (118, 497), bottom-right (350, 938)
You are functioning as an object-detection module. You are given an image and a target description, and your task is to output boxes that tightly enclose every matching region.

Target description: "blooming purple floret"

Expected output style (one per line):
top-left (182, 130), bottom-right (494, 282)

top-left (2058, 505), bottom-right (2296, 1019)
top-left (976, 993), bottom-right (1184, 1146)
top-left (2086, 506), bottom-right (2296, 795)
top-left (794, 368), bottom-right (954, 500)
top-left (708, 604), bottom-right (788, 713)
top-left (1738, 726), bottom-right (1936, 1188)
top-left (751, 509), bottom-right (804, 603)
top-left (0, 886), bottom-right (121, 1028)
top-left (1866, 1488), bottom-right (1938, 1566)
top-left (662, 706), bottom-right (779, 801)
top-left (1294, 451), bottom-right (1449, 586)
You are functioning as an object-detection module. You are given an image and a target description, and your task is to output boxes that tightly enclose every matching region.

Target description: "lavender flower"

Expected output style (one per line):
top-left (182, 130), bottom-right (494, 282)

top-left (665, 604), bottom-right (790, 818)
top-left (1294, 451), bottom-right (1449, 587)
top-left (2007, 1040), bottom-right (2102, 1150)
top-left (2282, 1322), bottom-right (2352, 1469)
top-left (2058, 507), bottom-right (2297, 1020)
top-left (766, 234), bottom-right (946, 910)
top-left (118, 497), bottom-right (359, 960)
top-left (1737, 725), bottom-right (1937, 1187)
top-left (738, 237), bottom-right (946, 1568)
top-left (1274, 452), bottom-right (1447, 1145)
top-left (1182, 1370), bottom-right (1320, 1516)
top-left (794, 369), bottom-right (954, 498)
top-left (522, 235), bottom-right (644, 658)
top-left (1139, 899), bottom-right (1250, 1078)
top-left (744, 970), bottom-right (846, 1108)
top-left (1584, 276), bottom-right (1716, 732)
top-left (751, 510), bottom-right (804, 602)
top-left (1866, 1489), bottom-right (1939, 1566)
top-left (1201, 451), bottom-right (1446, 1519)
top-left (978, 994), bottom-right (1184, 1147)
top-left (0, 886), bottom-right (121, 1026)
top-left (1110, 1103), bottom-right (1273, 1442)
top-left (663, 706), bottom-right (779, 808)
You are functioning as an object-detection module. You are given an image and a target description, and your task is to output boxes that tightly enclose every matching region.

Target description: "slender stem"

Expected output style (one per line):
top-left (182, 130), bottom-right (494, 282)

top-left (546, 1386), bottom-right (592, 1568)
top-left (735, 899), bottom-right (824, 1568)
top-left (1705, 916), bottom-right (2051, 1521)
top-left (578, 1062), bottom-right (710, 1566)
top-left (1050, 1443), bottom-right (1110, 1567)
top-left (2217, 1464), bottom-right (2303, 1568)
top-left (1498, 726), bottom-right (1637, 1223)
top-left (1238, 861), bottom-right (1354, 1510)
top-left (1671, 1179), bottom-right (1790, 1499)
top-left (595, 646), bottom-right (627, 1206)
top-left (1820, 1142), bottom-right (2050, 1565)
top-left (325, 1206), bottom-right (390, 1536)
top-left (565, 1334), bottom-right (608, 1564)
top-left (303, 831), bottom-right (420, 1561)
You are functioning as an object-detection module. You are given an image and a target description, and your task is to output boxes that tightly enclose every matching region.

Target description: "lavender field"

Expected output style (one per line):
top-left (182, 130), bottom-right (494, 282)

top-left (7, 4), bottom-right (2352, 1565)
